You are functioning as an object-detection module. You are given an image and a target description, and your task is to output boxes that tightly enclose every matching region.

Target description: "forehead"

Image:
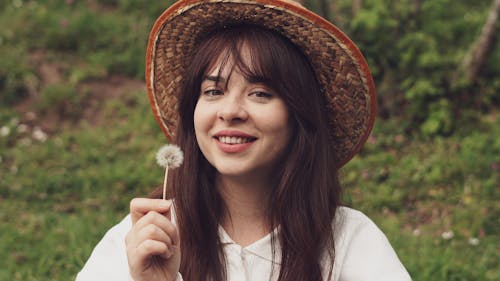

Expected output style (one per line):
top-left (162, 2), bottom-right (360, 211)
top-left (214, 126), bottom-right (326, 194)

top-left (205, 43), bottom-right (253, 77)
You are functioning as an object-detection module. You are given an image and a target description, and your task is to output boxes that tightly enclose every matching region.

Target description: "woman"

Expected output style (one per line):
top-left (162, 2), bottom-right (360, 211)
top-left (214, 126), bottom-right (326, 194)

top-left (77, 0), bottom-right (412, 280)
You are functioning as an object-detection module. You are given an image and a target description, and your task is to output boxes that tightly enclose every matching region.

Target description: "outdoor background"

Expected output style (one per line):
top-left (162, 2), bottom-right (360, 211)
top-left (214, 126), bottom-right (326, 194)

top-left (0, 0), bottom-right (498, 280)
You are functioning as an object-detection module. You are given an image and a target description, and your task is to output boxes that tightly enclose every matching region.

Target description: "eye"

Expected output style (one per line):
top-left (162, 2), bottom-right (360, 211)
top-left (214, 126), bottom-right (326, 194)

top-left (203, 89), bottom-right (224, 96)
top-left (251, 91), bottom-right (273, 98)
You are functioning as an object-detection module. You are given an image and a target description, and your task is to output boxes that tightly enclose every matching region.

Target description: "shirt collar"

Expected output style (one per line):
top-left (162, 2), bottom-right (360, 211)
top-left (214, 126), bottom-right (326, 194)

top-left (218, 225), bottom-right (282, 264)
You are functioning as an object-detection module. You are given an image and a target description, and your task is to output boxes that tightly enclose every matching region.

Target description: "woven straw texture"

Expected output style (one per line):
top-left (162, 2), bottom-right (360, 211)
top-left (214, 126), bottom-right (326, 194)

top-left (147, 0), bottom-right (376, 167)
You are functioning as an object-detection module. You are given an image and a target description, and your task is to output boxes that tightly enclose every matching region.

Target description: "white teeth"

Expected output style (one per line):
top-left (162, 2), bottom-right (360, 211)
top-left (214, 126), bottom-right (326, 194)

top-left (218, 136), bottom-right (252, 144)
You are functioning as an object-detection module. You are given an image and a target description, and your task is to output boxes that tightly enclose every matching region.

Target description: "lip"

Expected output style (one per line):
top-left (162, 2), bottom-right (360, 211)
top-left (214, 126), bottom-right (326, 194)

top-left (213, 130), bottom-right (256, 138)
top-left (213, 130), bottom-right (257, 153)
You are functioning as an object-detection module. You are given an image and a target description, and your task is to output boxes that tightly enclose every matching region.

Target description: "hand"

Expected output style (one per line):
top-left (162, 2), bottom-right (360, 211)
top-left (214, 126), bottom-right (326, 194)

top-left (125, 198), bottom-right (181, 281)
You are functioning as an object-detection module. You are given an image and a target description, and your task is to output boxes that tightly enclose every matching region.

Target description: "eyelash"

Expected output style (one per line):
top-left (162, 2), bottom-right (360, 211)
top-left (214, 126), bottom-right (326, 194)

top-left (203, 89), bottom-right (223, 96)
top-left (251, 91), bottom-right (273, 99)
top-left (201, 87), bottom-right (275, 99)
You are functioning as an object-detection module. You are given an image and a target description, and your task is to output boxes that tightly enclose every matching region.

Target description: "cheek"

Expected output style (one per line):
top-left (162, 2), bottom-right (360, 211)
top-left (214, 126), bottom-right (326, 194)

top-left (260, 105), bottom-right (292, 139)
top-left (260, 109), bottom-right (293, 167)
top-left (193, 101), bottom-right (208, 134)
top-left (193, 103), bottom-right (206, 154)
top-left (193, 103), bottom-right (202, 134)
top-left (193, 101), bottom-right (216, 151)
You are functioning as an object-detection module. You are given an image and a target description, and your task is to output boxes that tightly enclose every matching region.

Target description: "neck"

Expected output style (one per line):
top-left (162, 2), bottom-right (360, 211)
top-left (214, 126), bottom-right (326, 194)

top-left (216, 174), bottom-right (272, 246)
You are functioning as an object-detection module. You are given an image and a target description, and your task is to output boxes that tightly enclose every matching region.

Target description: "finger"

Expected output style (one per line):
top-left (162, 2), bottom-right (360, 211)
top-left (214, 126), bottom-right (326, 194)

top-left (140, 225), bottom-right (177, 259)
top-left (126, 212), bottom-right (166, 247)
top-left (136, 239), bottom-right (169, 267)
top-left (134, 211), bottom-right (180, 246)
top-left (127, 236), bottom-right (165, 267)
top-left (130, 198), bottom-right (172, 224)
top-left (137, 224), bottom-right (173, 248)
top-left (126, 224), bottom-right (174, 267)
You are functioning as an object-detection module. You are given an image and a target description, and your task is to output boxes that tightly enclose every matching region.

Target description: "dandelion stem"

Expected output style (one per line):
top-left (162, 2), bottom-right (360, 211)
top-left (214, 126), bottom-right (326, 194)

top-left (162, 165), bottom-right (169, 200)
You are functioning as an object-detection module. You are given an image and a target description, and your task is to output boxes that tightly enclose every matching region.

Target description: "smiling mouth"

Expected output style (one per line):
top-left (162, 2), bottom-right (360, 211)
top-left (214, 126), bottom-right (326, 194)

top-left (216, 136), bottom-right (256, 144)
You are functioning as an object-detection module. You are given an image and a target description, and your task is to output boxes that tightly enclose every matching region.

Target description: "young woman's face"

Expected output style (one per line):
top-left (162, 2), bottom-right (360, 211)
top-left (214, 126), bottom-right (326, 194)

top-left (193, 47), bottom-right (292, 181)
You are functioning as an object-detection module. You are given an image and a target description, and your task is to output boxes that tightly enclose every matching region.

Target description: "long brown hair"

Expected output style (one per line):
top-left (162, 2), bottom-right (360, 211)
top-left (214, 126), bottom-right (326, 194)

top-left (153, 25), bottom-right (342, 281)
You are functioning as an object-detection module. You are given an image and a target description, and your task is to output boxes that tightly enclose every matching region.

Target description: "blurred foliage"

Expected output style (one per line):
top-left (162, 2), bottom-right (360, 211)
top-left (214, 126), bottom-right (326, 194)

top-left (1, 0), bottom-right (498, 137)
top-left (37, 83), bottom-right (87, 120)
top-left (0, 0), bottom-right (172, 107)
top-left (341, 0), bottom-right (500, 136)
top-left (0, 45), bottom-right (34, 104)
top-left (0, 0), bottom-right (499, 280)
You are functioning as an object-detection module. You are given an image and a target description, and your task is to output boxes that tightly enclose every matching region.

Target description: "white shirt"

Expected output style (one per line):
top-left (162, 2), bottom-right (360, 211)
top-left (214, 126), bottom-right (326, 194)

top-left (76, 207), bottom-right (411, 281)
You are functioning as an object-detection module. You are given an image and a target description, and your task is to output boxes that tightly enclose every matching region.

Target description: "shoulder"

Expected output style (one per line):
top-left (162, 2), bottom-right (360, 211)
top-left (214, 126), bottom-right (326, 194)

top-left (107, 214), bottom-right (133, 236)
top-left (332, 207), bottom-right (383, 260)
top-left (331, 207), bottom-right (412, 281)
top-left (76, 215), bottom-right (133, 281)
top-left (334, 206), bottom-right (378, 237)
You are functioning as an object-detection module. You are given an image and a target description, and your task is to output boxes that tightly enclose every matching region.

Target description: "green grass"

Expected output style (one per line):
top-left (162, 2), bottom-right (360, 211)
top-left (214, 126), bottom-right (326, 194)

top-left (0, 89), bottom-right (166, 280)
top-left (341, 115), bottom-right (499, 281)
top-left (0, 0), bottom-right (498, 280)
top-left (1, 89), bottom-right (498, 280)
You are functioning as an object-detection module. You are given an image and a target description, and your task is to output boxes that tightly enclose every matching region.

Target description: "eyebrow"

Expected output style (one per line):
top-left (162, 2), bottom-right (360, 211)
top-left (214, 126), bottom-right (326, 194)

top-left (203, 74), bottom-right (272, 88)
top-left (203, 75), bottom-right (226, 83)
top-left (247, 76), bottom-right (269, 85)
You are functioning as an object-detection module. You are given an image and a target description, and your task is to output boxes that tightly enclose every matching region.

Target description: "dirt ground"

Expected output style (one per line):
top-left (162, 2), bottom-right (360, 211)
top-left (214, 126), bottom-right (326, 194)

top-left (12, 51), bottom-right (146, 134)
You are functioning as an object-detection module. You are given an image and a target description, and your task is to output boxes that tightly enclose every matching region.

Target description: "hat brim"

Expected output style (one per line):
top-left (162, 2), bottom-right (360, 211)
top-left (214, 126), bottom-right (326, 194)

top-left (146, 0), bottom-right (376, 168)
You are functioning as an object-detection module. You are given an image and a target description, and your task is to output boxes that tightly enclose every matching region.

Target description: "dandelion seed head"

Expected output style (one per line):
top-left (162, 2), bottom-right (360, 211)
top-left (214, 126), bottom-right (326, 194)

top-left (156, 144), bottom-right (184, 169)
top-left (0, 126), bottom-right (10, 137)
top-left (468, 237), bottom-right (479, 246)
top-left (33, 127), bottom-right (48, 142)
top-left (441, 230), bottom-right (454, 240)
top-left (17, 124), bottom-right (28, 133)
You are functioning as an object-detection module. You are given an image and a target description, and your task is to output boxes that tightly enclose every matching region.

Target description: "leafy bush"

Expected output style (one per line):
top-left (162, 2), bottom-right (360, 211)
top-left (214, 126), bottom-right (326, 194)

top-left (345, 0), bottom-right (500, 136)
top-left (1, 0), bottom-right (498, 137)
top-left (0, 45), bottom-right (34, 106)
top-left (38, 83), bottom-right (88, 120)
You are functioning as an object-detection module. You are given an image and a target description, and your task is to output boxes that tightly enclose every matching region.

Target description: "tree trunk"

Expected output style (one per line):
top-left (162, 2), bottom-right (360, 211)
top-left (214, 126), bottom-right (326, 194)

top-left (461, 0), bottom-right (500, 82)
top-left (329, 0), bottom-right (337, 23)
top-left (353, 0), bottom-right (362, 17)
top-left (318, 0), bottom-right (330, 20)
top-left (414, 0), bottom-right (421, 13)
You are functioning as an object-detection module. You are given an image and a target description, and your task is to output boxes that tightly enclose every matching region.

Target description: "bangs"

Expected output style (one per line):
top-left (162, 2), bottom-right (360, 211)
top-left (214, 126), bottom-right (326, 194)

top-left (197, 25), bottom-right (307, 95)
top-left (182, 24), bottom-right (322, 138)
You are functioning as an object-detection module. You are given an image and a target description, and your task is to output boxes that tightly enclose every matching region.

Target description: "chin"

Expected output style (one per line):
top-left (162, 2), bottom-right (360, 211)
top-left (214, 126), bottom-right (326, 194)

top-left (216, 168), bottom-right (248, 177)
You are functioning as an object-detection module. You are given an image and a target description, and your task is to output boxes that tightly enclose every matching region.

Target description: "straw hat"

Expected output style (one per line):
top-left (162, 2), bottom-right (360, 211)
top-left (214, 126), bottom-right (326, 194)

top-left (146, 0), bottom-right (376, 168)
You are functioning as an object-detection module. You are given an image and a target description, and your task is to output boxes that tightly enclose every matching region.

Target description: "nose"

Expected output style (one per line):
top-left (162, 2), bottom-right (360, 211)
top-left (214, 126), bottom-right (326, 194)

top-left (217, 95), bottom-right (248, 123)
